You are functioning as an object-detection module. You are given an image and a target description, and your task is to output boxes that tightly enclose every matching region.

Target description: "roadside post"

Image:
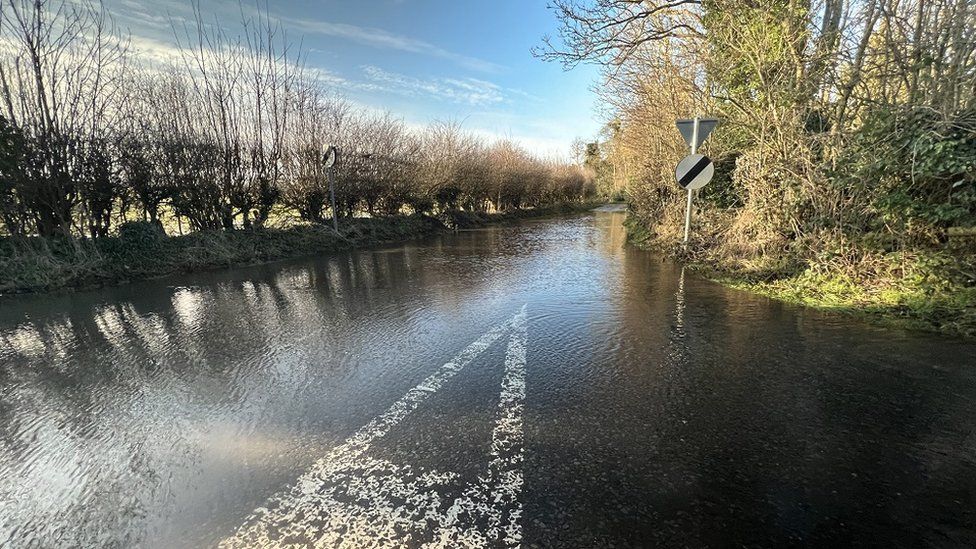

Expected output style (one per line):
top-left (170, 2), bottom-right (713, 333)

top-left (674, 117), bottom-right (718, 247)
top-left (323, 145), bottom-right (340, 232)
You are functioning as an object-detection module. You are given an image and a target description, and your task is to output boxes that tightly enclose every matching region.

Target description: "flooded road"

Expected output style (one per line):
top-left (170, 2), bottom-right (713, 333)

top-left (1, 210), bottom-right (975, 548)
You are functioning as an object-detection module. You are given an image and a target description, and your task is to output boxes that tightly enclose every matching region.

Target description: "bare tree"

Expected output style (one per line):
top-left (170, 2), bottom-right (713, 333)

top-left (0, 0), bottom-right (127, 236)
top-left (534, 0), bottom-right (702, 68)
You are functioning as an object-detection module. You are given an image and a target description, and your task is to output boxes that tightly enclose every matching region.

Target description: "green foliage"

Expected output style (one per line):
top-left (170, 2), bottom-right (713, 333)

top-left (117, 221), bottom-right (166, 248)
top-left (834, 106), bottom-right (976, 231)
top-left (724, 250), bottom-right (976, 338)
top-left (699, 153), bottom-right (742, 209)
top-left (622, 211), bottom-right (658, 248)
top-left (703, 0), bottom-right (811, 122)
top-left (581, 127), bottom-right (624, 199)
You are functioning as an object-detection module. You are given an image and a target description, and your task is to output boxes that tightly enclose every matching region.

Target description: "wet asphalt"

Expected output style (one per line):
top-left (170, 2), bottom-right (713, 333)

top-left (1, 209), bottom-right (974, 548)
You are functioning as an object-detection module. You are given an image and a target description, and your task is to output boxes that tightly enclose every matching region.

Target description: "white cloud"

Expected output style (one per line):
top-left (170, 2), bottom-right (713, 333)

top-left (125, 34), bottom-right (189, 66)
top-left (361, 66), bottom-right (505, 106)
top-left (115, 0), bottom-right (182, 31)
top-left (468, 127), bottom-right (574, 160)
top-left (278, 15), bottom-right (502, 73)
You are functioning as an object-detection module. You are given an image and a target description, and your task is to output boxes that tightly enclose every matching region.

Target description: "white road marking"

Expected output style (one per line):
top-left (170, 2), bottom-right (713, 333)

top-left (493, 303), bottom-right (527, 545)
top-left (434, 304), bottom-right (527, 548)
top-left (220, 306), bottom-right (528, 548)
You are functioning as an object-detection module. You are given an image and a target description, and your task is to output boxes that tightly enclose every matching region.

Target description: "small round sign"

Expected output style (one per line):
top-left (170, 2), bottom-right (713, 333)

top-left (323, 145), bottom-right (338, 168)
top-left (674, 154), bottom-right (714, 190)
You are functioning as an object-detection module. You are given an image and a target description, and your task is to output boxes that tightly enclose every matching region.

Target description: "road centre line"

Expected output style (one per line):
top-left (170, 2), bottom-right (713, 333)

top-left (221, 306), bottom-right (527, 548)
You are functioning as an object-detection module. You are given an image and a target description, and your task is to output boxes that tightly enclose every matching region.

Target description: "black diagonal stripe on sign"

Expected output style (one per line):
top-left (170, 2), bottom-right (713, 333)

top-left (679, 156), bottom-right (711, 188)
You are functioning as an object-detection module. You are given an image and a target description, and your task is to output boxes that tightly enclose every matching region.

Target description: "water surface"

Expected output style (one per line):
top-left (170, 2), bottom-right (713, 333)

top-left (1, 211), bottom-right (974, 547)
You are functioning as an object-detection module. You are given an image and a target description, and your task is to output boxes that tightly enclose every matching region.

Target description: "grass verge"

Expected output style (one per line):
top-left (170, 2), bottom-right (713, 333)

top-left (709, 262), bottom-right (976, 339)
top-left (624, 212), bottom-right (976, 339)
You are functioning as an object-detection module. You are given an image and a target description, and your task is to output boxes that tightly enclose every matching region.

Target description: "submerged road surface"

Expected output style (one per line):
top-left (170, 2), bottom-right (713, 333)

top-left (1, 210), bottom-right (975, 548)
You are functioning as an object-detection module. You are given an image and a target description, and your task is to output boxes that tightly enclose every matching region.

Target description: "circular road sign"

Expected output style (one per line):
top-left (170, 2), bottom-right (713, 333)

top-left (323, 145), bottom-right (338, 168)
top-left (674, 154), bottom-right (714, 190)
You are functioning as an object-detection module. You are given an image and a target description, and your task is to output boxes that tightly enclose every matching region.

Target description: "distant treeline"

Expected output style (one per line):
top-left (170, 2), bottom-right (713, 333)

top-left (0, 0), bottom-right (595, 240)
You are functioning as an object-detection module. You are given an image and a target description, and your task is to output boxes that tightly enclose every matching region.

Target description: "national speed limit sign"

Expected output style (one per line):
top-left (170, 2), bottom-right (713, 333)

top-left (674, 154), bottom-right (714, 190)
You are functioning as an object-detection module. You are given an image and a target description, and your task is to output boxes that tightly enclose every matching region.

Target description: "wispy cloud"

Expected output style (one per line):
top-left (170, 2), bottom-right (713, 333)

top-left (280, 16), bottom-right (502, 73)
top-left (115, 0), bottom-right (178, 31)
top-left (110, 0), bottom-right (503, 74)
top-left (117, 23), bottom-right (497, 108)
top-left (361, 66), bottom-right (505, 106)
top-left (125, 34), bottom-right (190, 66)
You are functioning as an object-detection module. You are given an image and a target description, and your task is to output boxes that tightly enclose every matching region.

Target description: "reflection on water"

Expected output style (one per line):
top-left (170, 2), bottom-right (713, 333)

top-left (0, 213), bottom-right (624, 547)
top-left (1, 210), bottom-right (975, 548)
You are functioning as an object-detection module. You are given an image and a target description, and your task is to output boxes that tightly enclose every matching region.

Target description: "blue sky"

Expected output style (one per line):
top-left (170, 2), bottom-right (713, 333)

top-left (111, 0), bottom-right (603, 157)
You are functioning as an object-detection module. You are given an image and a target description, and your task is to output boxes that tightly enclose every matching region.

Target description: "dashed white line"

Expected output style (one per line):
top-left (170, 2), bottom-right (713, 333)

top-left (220, 306), bottom-right (528, 548)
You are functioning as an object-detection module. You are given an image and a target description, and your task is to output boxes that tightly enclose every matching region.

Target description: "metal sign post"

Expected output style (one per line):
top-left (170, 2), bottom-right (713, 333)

top-left (683, 117), bottom-right (699, 246)
top-left (674, 117), bottom-right (718, 247)
top-left (324, 145), bottom-right (339, 232)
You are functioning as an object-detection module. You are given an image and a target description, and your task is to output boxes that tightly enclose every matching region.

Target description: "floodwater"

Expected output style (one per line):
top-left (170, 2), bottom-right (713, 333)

top-left (1, 209), bottom-right (974, 548)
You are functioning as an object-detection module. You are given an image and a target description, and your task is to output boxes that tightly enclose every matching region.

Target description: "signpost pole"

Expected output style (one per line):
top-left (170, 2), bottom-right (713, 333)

top-left (323, 145), bottom-right (340, 234)
top-left (328, 166), bottom-right (339, 233)
top-left (683, 116), bottom-right (700, 247)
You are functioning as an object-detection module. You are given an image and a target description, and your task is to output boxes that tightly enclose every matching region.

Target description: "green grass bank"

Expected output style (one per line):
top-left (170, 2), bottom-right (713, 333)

top-left (624, 213), bottom-right (976, 339)
top-left (0, 203), bottom-right (598, 295)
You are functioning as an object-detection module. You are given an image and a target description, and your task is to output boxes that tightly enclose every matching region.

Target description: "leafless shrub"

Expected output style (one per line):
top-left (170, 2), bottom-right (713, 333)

top-left (0, 0), bottom-right (593, 238)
